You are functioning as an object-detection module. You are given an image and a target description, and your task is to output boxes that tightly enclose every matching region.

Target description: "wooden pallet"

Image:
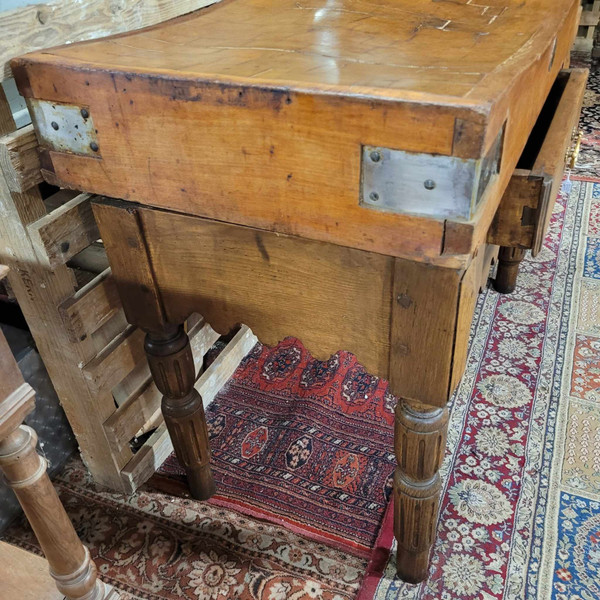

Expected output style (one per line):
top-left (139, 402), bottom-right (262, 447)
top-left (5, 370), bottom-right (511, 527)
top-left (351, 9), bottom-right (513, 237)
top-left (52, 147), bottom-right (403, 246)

top-left (0, 0), bottom-right (257, 494)
top-left (574, 0), bottom-right (600, 51)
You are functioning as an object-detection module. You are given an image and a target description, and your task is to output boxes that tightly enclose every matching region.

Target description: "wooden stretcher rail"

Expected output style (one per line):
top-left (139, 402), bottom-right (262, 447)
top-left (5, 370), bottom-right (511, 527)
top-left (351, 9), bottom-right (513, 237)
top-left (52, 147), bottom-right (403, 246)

top-left (488, 69), bottom-right (587, 254)
top-left (82, 326), bottom-right (146, 395)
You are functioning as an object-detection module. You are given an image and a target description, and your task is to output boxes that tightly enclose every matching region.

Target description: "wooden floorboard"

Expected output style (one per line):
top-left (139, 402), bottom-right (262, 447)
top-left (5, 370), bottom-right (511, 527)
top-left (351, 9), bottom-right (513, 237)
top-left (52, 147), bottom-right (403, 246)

top-left (0, 541), bottom-right (64, 600)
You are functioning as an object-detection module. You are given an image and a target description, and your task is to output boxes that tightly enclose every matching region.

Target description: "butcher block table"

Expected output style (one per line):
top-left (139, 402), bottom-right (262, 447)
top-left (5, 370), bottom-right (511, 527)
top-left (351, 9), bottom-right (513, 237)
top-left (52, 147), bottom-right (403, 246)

top-left (12, 0), bottom-right (587, 582)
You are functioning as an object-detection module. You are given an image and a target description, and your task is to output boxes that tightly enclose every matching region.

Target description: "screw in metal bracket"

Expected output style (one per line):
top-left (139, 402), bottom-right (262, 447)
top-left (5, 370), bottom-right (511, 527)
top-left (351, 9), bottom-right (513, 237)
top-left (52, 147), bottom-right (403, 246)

top-left (424, 179), bottom-right (436, 190)
top-left (51, 121), bottom-right (59, 130)
top-left (80, 108), bottom-right (89, 119)
top-left (369, 191), bottom-right (380, 202)
top-left (369, 150), bottom-right (381, 163)
top-left (90, 142), bottom-right (99, 152)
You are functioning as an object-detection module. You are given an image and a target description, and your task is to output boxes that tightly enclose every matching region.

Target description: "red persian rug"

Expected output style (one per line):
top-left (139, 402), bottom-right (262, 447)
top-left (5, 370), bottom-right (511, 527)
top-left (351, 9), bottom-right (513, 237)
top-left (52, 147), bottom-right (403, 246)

top-left (156, 338), bottom-right (396, 559)
top-left (4, 339), bottom-right (398, 600)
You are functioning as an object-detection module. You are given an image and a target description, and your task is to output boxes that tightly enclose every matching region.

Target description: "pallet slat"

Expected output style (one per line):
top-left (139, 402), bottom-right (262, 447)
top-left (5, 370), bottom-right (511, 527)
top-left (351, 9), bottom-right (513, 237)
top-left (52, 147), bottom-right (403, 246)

top-left (574, 0), bottom-right (600, 50)
top-left (120, 424), bottom-right (172, 493)
top-left (0, 124), bottom-right (42, 193)
top-left (194, 325), bottom-right (258, 405)
top-left (27, 193), bottom-right (99, 269)
top-left (67, 242), bottom-right (110, 275)
top-left (0, 89), bottom-right (130, 488)
top-left (581, 10), bottom-right (600, 26)
top-left (58, 268), bottom-right (121, 342)
top-left (82, 326), bottom-right (145, 394)
top-left (104, 319), bottom-right (221, 453)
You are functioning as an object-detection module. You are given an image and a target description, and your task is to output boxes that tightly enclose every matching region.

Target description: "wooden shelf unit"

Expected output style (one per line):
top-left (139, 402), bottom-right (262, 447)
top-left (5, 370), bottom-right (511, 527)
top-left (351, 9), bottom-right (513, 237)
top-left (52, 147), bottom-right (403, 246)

top-left (0, 0), bottom-right (258, 494)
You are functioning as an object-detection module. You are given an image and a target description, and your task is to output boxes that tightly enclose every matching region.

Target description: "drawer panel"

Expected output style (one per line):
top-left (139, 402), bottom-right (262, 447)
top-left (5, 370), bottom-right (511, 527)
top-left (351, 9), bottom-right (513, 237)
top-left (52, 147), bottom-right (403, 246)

top-left (488, 68), bottom-right (587, 254)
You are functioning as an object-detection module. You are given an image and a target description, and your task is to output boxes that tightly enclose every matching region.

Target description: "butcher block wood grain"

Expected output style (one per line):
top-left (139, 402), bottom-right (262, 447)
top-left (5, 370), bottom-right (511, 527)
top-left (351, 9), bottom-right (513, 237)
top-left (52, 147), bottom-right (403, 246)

top-left (13, 0), bottom-right (587, 583)
top-left (12, 0), bottom-right (581, 263)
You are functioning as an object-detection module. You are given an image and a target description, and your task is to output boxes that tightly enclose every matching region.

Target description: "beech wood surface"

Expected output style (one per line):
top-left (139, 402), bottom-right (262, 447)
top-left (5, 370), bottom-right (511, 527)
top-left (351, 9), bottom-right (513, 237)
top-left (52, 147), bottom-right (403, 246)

top-left (93, 199), bottom-right (395, 377)
top-left (92, 197), bottom-right (473, 579)
top-left (16, 0), bottom-right (584, 583)
top-left (13, 0), bottom-right (580, 264)
top-left (0, 122), bottom-right (131, 490)
top-left (528, 69), bottom-right (587, 256)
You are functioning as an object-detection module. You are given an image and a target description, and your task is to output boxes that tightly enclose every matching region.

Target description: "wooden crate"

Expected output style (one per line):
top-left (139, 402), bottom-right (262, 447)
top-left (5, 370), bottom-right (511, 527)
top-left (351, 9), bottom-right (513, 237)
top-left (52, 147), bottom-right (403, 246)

top-left (0, 0), bottom-right (258, 494)
top-left (574, 0), bottom-right (600, 51)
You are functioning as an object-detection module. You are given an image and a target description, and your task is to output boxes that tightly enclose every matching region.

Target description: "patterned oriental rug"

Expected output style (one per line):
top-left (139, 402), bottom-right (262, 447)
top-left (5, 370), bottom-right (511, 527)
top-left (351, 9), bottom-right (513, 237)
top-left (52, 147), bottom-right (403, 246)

top-left (573, 54), bottom-right (600, 180)
top-left (155, 341), bottom-right (397, 561)
top-left (4, 64), bottom-right (600, 600)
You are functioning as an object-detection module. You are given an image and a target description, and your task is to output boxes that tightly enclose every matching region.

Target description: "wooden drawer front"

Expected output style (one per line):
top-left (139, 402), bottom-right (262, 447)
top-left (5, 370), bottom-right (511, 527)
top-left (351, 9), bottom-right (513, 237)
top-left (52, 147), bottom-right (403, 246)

top-left (488, 69), bottom-right (587, 255)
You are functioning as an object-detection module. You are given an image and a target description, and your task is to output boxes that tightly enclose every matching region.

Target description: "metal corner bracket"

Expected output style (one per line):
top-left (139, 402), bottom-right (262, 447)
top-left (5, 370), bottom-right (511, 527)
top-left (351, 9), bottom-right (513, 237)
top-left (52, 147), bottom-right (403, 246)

top-left (360, 129), bottom-right (503, 221)
top-left (27, 99), bottom-right (100, 157)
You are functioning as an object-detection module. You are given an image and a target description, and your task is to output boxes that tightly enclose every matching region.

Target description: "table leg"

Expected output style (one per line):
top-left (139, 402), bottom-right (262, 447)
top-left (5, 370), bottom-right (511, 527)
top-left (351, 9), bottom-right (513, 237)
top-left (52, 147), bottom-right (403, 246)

top-left (494, 246), bottom-right (526, 294)
top-left (0, 425), bottom-right (109, 600)
top-left (144, 324), bottom-right (216, 500)
top-left (394, 399), bottom-right (449, 583)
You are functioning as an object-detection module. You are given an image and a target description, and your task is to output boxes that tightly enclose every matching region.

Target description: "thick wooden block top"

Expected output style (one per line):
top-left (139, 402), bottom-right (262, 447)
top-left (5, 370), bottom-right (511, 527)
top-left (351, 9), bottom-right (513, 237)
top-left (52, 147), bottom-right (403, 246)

top-left (13, 0), bottom-right (580, 264)
top-left (15, 0), bottom-right (573, 100)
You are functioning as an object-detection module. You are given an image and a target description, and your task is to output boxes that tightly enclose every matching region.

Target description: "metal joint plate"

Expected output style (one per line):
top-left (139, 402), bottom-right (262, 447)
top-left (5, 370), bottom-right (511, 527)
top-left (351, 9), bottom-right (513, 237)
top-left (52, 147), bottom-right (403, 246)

top-left (360, 131), bottom-right (502, 221)
top-left (28, 99), bottom-right (100, 157)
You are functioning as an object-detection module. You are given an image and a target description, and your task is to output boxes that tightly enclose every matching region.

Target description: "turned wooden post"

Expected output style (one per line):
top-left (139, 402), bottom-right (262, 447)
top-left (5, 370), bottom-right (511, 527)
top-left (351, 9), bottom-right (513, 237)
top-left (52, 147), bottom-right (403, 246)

top-left (144, 324), bottom-right (215, 500)
top-left (0, 427), bottom-right (108, 600)
top-left (493, 246), bottom-right (526, 294)
top-left (0, 264), bottom-right (115, 600)
top-left (394, 399), bottom-right (449, 583)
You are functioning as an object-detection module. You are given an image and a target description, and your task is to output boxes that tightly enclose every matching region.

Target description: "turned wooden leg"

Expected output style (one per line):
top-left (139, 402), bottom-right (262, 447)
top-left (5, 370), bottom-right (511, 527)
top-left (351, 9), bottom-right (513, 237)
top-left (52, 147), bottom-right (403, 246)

top-left (493, 246), bottom-right (526, 294)
top-left (394, 399), bottom-right (449, 583)
top-left (144, 324), bottom-right (215, 500)
top-left (0, 425), bottom-right (108, 600)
